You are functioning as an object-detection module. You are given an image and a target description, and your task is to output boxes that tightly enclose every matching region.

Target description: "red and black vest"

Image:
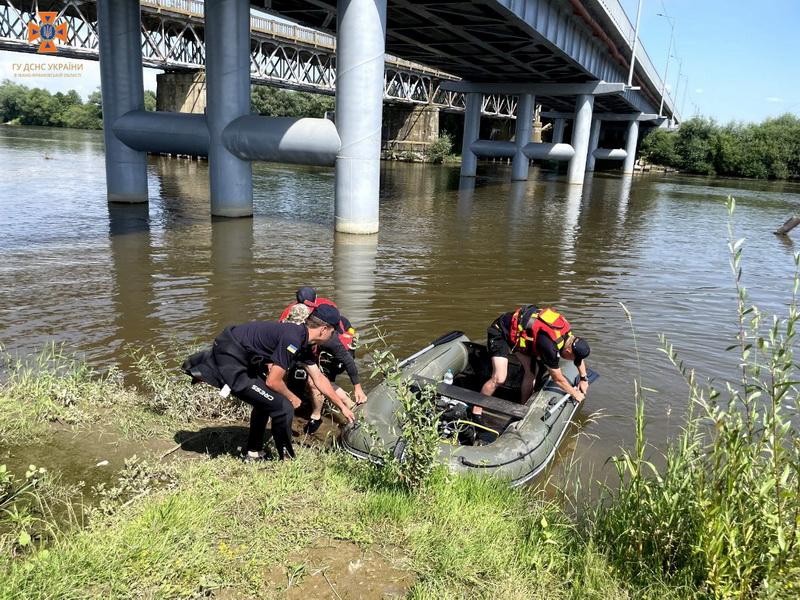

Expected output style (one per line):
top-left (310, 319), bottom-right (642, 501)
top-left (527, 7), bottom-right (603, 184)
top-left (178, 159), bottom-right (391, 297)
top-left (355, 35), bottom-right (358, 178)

top-left (509, 306), bottom-right (572, 355)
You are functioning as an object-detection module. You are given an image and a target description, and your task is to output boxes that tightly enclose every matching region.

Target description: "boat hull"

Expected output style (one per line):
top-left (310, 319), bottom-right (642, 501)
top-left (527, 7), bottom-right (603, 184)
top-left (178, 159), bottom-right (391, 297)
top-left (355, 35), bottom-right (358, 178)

top-left (342, 333), bottom-right (587, 486)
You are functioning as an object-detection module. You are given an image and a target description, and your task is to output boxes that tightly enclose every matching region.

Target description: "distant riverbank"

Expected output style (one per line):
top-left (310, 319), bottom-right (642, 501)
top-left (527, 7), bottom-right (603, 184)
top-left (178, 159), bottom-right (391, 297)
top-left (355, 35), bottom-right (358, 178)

top-left (640, 114), bottom-right (800, 180)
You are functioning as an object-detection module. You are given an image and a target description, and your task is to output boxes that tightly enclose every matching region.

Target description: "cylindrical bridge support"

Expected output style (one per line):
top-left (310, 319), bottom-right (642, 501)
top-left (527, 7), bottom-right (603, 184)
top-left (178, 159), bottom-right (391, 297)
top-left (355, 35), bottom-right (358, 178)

top-left (511, 93), bottom-right (534, 181)
top-left (552, 118), bottom-right (566, 144)
top-left (334, 0), bottom-right (387, 234)
top-left (566, 94), bottom-right (595, 185)
top-left (97, 0), bottom-right (147, 203)
top-left (623, 119), bottom-right (640, 174)
top-left (460, 92), bottom-right (482, 178)
top-left (586, 119), bottom-right (601, 172)
top-left (206, 0), bottom-right (253, 217)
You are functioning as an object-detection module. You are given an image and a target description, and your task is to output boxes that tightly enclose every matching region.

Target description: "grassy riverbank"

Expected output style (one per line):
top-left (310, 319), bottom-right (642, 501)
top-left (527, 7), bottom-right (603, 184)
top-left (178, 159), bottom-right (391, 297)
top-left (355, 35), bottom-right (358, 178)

top-left (2, 200), bottom-right (798, 598)
top-left (1, 450), bottom-right (646, 599)
top-left (2, 325), bottom-right (796, 598)
top-left (1, 346), bottom-right (636, 598)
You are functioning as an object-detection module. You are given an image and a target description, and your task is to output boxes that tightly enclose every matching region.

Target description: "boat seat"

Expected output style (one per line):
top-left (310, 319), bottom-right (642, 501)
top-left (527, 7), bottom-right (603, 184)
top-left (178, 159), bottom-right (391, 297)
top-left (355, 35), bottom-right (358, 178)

top-left (411, 375), bottom-right (528, 420)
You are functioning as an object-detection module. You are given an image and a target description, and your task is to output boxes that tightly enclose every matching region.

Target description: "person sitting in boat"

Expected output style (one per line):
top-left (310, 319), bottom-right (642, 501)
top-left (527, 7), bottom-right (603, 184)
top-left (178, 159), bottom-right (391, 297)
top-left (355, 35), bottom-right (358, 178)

top-left (473, 306), bottom-right (591, 422)
top-left (282, 301), bottom-right (368, 434)
top-left (181, 303), bottom-right (355, 462)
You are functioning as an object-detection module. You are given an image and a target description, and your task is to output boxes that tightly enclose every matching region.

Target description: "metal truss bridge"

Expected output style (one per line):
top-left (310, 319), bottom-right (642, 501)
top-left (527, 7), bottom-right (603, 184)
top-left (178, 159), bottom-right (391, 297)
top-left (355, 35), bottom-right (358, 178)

top-left (0, 0), bottom-right (520, 118)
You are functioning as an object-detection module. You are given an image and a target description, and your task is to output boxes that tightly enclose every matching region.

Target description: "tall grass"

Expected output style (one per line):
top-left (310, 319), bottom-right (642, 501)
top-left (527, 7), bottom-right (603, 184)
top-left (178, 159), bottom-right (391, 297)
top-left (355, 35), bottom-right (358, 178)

top-left (0, 343), bottom-right (128, 444)
top-left (128, 344), bottom-right (250, 423)
top-left (0, 464), bottom-right (81, 558)
top-left (591, 197), bottom-right (800, 597)
top-left (366, 334), bottom-right (442, 491)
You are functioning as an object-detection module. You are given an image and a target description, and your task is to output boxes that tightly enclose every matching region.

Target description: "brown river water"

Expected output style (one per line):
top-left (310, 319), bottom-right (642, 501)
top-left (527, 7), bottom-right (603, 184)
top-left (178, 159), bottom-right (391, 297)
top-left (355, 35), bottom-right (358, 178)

top-left (1, 125), bottom-right (798, 473)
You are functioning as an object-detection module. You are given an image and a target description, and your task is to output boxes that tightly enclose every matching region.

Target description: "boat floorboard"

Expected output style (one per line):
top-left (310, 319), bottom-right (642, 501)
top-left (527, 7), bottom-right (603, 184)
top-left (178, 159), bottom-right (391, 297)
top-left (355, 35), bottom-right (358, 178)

top-left (412, 375), bottom-right (528, 419)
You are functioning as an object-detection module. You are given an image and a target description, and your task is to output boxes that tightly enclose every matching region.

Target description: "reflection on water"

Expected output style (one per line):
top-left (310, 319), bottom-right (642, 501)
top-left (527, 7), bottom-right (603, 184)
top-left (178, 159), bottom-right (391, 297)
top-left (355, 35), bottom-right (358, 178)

top-left (333, 232), bottom-right (378, 330)
top-left (2, 126), bottom-right (800, 473)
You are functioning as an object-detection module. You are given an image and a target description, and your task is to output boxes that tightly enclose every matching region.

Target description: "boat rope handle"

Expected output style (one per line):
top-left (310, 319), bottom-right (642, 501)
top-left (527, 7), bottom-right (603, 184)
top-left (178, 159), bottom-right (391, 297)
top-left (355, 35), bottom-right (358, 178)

top-left (453, 420), bottom-right (500, 436)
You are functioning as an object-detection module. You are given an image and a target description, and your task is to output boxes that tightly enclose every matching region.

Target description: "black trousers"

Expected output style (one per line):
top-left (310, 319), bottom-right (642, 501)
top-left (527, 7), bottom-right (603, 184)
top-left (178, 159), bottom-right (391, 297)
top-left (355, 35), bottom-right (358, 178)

top-left (210, 328), bottom-right (295, 459)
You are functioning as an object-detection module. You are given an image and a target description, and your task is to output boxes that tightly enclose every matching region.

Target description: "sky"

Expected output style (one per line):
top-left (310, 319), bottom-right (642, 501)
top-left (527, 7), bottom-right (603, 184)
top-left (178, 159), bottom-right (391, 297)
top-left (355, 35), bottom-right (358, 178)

top-left (618, 0), bottom-right (800, 123)
top-left (1, 0), bottom-right (798, 125)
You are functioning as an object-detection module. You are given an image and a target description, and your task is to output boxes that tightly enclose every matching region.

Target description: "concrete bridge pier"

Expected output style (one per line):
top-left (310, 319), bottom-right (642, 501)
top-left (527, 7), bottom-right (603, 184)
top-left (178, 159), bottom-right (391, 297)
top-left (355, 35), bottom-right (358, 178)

top-left (623, 119), bottom-right (640, 175)
top-left (334, 0), bottom-right (387, 234)
top-left (552, 118), bottom-right (566, 144)
top-left (156, 72), bottom-right (207, 113)
top-left (511, 93), bottom-right (534, 181)
top-left (460, 92), bottom-right (483, 177)
top-left (205, 0), bottom-right (253, 217)
top-left (382, 105), bottom-right (440, 154)
top-left (586, 118), bottom-right (602, 172)
top-left (566, 94), bottom-right (595, 185)
top-left (97, 0), bottom-right (147, 203)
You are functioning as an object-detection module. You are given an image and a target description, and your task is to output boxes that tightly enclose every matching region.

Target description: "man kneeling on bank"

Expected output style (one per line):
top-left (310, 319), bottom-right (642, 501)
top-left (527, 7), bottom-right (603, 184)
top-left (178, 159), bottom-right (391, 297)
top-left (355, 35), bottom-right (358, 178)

top-left (182, 304), bottom-right (355, 461)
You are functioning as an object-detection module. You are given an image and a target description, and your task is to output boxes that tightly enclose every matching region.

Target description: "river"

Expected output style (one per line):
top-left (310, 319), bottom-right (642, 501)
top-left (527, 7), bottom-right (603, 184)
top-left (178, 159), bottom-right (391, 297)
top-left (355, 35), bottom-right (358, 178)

top-left (1, 125), bottom-right (798, 469)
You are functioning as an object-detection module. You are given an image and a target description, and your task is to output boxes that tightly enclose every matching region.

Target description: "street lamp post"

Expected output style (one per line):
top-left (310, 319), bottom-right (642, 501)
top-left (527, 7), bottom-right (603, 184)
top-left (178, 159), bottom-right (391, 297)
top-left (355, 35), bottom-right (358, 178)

top-left (672, 57), bottom-right (683, 124)
top-left (657, 12), bottom-right (675, 117)
top-left (627, 0), bottom-right (644, 88)
top-left (681, 74), bottom-right (689, 118)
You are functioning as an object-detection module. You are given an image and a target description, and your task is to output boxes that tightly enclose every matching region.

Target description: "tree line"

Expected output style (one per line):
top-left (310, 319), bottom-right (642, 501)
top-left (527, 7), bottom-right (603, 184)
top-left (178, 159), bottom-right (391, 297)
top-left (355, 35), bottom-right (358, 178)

top-left (0, 80), bottom-right (333, 131)
top-left (0, 80), bottom-right (156, 129)
top-left (640, 114), bottom-right (800, 179)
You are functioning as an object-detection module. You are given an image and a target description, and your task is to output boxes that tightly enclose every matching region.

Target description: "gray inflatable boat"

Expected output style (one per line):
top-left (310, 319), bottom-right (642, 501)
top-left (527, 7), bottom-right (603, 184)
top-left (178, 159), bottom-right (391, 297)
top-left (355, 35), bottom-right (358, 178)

top-left (342, 331), bottom-right (597, 486)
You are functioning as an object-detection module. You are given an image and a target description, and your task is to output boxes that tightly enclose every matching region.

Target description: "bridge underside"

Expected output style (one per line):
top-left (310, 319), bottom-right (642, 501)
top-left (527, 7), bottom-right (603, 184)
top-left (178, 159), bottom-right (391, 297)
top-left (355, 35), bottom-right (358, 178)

top-left (262, 0), bottom-right (654, 115)
top-left (3, 0), bottom-right (671, 231)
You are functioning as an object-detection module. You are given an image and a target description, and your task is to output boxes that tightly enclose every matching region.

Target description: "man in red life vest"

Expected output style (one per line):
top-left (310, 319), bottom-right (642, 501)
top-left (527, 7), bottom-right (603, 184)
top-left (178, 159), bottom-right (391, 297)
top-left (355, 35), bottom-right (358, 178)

top-left (279, 289), bottom-right (368, 433)
top-left (300, 316), bottom-right (367, 433)
top-left (475, 306), bottom-right (591, 422)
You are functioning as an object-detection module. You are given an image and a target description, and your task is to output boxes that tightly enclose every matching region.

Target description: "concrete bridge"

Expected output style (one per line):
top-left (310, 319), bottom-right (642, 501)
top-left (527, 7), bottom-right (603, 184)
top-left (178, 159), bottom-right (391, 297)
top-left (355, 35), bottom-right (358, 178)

top-left (1, 0), bottom-right (680, 233)
top-left (0, 0), bottom-right (520, 115)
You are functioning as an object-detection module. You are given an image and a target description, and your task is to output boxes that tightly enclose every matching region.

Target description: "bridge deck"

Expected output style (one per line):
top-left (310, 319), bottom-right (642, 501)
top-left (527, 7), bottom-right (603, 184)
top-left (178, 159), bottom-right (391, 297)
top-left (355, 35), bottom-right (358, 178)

top-left (266, 0), bottom-right (674, 116)
top-left (0, 0), bottom-right (678, 118)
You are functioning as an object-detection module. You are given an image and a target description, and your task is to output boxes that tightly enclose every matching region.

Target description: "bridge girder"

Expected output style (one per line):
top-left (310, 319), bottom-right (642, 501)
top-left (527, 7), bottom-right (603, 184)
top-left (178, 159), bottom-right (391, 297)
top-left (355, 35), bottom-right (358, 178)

top-left (0, 0), bottom-right (523, 118)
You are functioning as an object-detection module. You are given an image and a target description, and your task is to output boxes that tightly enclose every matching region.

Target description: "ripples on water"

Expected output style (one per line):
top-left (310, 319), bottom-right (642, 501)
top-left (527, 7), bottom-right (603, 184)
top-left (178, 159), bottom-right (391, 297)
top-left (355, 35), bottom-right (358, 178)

top-left (1, 126), bottom-right (798, 469)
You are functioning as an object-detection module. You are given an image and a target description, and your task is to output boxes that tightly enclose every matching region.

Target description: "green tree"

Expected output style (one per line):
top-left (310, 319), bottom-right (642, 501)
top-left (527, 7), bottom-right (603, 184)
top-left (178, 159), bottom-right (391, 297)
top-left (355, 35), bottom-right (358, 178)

top-left (712, 124), bottom-right (747, 177)
top-left (636, 113), bottom-right (800, 180)
top-left (0, 80), bottom-right (29, 123)
top-left (19, 87), bottom-right (59, 126)
top-left (144, 90), bottom-right (157, 112)
top-left (88, 89), bottom-right (103, 125)
top-left (59, 103), bottom-right (102, 130)
top-left (674, 117), bottom-right (718, 175)
top-left (639, 128), bottom-right (678, 166)
top-left (250, 85), bottom-right (333, 118)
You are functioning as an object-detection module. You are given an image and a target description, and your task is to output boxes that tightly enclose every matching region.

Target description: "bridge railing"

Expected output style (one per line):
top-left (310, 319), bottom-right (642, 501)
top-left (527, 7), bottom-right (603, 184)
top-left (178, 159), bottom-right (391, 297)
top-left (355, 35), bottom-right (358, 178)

top-left (594, 0), bottom-right (678, 119)
top-left (141, 0), bottom-right (204, 16)
top-left (138, 0), bottom-right (454, 79)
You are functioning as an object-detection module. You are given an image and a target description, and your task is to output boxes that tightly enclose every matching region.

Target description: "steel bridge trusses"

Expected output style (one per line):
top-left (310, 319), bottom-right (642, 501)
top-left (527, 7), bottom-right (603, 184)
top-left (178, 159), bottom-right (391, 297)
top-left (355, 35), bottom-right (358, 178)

top-left (0, 0), bottom-right (519, 118)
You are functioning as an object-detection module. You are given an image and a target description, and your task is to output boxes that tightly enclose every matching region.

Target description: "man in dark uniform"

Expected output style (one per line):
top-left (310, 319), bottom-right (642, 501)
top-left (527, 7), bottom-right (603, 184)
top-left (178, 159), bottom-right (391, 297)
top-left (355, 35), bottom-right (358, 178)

top-left (473, 306), bottom-right (591, 422)
top-left (182, 303), bottom-right (355, 461)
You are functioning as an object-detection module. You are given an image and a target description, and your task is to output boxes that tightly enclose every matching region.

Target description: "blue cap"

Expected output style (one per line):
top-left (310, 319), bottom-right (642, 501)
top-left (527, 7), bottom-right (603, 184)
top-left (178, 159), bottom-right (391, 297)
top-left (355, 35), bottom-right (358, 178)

top-left (296, 286), bottom-right (317, 306)
top-left (311, 303), bottom-right (344, 333)
top-left (572, 337), bottom-right (590, 366)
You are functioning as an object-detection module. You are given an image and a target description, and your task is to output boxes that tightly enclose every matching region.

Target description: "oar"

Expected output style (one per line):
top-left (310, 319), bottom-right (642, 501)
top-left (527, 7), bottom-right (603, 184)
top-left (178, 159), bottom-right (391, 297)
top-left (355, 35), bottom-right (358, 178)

top-left (542, 392), bottom-right (572, 421)
top-left (397, 330), bottom-right (465, 369)
top-left (542, 369), bottom-right (599, 421)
